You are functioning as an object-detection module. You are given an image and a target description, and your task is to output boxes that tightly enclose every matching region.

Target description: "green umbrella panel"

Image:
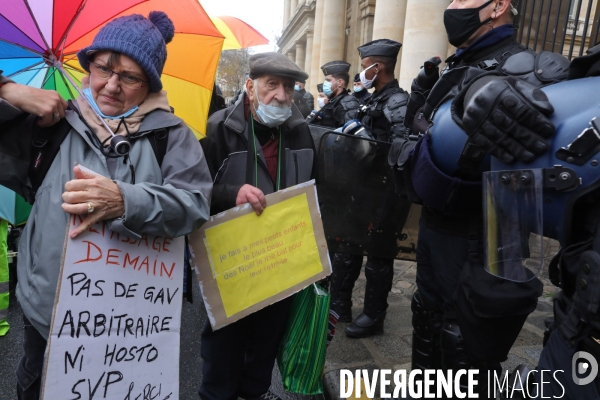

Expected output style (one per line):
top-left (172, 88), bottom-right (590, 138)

top-left (0, 185), bottom-right (32, 226)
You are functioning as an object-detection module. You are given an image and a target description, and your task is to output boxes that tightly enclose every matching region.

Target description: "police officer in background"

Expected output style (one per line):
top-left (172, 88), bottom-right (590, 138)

top-left (343, 39), bottom-right (408, 142)
top-left (329, 39), bottom-right (409, 338)
top-left (352, 73), bottom-right (370, 105)
top-left (293, 88), bottom-right (312, 118)
top-left (307, 61), bottom-right (359, 127)
top-left (390, 0), bottom-right (569, 396)
top-left (295, 80), bottom-right (314, 110)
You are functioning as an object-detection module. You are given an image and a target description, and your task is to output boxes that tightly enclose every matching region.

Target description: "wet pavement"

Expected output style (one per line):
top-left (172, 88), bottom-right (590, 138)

top-left (0, 256), bottom-right (557, 400)
top-left (321, 258), bottom-right (557, 400)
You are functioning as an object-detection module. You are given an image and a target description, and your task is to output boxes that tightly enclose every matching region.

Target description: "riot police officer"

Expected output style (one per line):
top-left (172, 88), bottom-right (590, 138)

top-left (307, 61), bottom-right (359, 128)
top-left (295, 80), bottom-right (315, 110)
top-left (390, 0), bottom-right (570, 396)
top-left (352, 73), bottom-right (370, 105)
top-left (329, 39), bottom-right (409, 339)
top-left (455, 44), bottom-right (600, 400)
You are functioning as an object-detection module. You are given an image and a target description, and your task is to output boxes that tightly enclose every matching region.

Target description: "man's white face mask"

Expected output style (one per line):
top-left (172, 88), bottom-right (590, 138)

top-left (360, 63), bottom-right (378, 89)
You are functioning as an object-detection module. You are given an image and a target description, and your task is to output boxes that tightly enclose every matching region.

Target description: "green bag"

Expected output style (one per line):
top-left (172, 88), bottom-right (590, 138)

top-left (277, 283), bottom-right (330, 395)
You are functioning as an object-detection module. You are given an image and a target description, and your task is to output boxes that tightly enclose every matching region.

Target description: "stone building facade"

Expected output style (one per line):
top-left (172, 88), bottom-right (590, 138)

top-left (278, 0), bottom-right (600, 100)
top-left (278, 0), bottom-right (454, 99)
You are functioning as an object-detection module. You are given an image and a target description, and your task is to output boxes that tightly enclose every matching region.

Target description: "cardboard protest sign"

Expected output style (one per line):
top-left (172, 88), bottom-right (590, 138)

top-left (189, 180), bottom-right (331, 330)
top-left (41, 215), bottom-right (184, 400)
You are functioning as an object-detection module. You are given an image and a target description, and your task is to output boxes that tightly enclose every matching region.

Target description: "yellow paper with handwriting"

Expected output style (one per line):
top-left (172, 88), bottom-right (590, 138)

top-left (204, 193), bottom-right (323, 317)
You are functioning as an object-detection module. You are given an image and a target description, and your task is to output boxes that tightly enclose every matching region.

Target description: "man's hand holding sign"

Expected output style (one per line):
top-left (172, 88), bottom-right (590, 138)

top-left (236, 184), bottom-right (267, 216)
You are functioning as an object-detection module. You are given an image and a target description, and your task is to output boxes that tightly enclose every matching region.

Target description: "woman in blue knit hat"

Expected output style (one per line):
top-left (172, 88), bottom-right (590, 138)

top-left (0, 12), bottom-right (212, 399)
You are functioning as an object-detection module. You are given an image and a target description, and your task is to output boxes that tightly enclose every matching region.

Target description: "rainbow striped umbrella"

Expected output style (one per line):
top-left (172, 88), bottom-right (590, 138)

top-left (210, 16), bottom-right (269, 50)
top-left (0, 0), bottom-right (224, 138)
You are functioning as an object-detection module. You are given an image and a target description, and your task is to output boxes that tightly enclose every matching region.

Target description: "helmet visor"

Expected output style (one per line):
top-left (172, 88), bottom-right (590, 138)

top-left (483, 169), bottom-right (545, 282)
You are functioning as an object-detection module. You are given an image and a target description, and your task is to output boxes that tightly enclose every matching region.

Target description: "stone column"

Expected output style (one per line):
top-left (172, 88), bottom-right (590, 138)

top-left (295, 41), bottom-right (306, 71)
top-left (286, 49), bottom-right (295, 61)
top-left (310, 0), bottom-right (325, 99)
top-left (319, 0), bottom-right (346, 67)
top-left (399, 0), bottom-right (448, 90)
top-left (283, 0), bottom-right (291, 27)
top-left (290, 0), bottom-right (298, 20)
top-left (304, 31), bottom-right (314, 89)
top-left (372, 0), bottom-right (408, 79)
top-left (358, 0), bottom-right (376, 75)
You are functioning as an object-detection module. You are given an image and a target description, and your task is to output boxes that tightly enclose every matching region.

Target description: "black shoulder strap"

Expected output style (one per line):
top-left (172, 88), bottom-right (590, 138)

top-left (147, 127), bottom-right (169, 168)
top-left (28, 118), bottom-right (72, 197)
top-left (477, 44), bottom-right (529, 70)
top-left (28, 120), bottom-right (170, 202)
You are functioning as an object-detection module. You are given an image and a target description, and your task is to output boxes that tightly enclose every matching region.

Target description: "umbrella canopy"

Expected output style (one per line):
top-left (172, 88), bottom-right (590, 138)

top-left (210, 16), bottom-right (269, 50)
top-left (0, 0), bottom-right (225, 138)
top-left (0, 186), bottom-right (32, 226)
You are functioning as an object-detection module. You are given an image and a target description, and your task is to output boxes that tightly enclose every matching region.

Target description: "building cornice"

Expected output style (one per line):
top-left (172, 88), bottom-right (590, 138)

top-left (278, 0), bottom-right (316, 53)
top-left (358, 0), bottom-right (376, 18)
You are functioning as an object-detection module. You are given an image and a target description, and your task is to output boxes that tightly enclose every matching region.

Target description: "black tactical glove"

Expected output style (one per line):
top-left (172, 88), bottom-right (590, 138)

top-left (388, 137), bottom-right (421, 202)
top-left (453, 76), bottom-right (555, 164)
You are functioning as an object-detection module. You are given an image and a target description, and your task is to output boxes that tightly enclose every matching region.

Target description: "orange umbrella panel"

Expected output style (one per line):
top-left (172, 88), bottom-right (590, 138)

top-left (211, 16), bottom-right (269, 50)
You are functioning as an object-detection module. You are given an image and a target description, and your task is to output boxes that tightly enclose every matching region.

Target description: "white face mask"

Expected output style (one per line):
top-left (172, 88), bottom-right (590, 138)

top-left (253, 81), bottom-right (292, 128)
top-left (360, 63), bottom-right (378, 90)
top-left (317, 97), bottom-right (326, 108)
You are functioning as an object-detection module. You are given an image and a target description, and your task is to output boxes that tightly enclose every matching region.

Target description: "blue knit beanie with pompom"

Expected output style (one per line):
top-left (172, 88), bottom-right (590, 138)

top-left (77, 11), bottom-right (175, 92)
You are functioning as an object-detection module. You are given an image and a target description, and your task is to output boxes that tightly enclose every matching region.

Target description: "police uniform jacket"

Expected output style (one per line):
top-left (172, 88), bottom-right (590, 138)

top-left (410, 35), bottom-right (569, 236)
top-left (356, 79), bottom-right (408, 142)
top-left (299, 88), bottom-right (315, 110)
top-left (313, 91), bottom-right (359, 128)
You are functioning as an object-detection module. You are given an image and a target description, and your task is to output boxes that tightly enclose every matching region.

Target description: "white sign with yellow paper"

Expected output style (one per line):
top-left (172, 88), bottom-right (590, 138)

top-left (189, 180), bottom-right (331, 329)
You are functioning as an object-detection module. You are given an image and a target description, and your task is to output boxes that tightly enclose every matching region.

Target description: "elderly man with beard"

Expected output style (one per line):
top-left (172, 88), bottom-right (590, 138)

top-left (199, 52), bottom-right (315, 400)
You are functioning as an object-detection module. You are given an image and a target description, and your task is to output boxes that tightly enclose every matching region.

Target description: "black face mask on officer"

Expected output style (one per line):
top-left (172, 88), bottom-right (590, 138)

top-left (444, 0), bottom-right (495, 48)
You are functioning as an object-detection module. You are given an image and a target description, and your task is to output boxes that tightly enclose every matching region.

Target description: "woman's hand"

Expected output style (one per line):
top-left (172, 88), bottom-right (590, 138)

top-left (62, 166), bottom-right (125, 238)
top-left (0, 83), bottom-right (68, 127)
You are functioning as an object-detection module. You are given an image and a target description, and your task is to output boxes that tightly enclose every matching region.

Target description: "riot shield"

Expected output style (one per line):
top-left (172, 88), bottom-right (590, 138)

top-left (308, 124), bottom-right (337, 157)
top-left (316, 132), bottom-right (419, 260)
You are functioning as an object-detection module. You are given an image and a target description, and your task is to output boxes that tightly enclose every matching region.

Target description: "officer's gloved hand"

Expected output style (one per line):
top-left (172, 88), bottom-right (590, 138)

top-left (342, 119), bottom-right (374, 139)
top-left (454, 76), bottom-right (555, 164)
top-left (342, 119), bottom-right (361, 134)
top-left (306, 110), bottom-right (320, 124)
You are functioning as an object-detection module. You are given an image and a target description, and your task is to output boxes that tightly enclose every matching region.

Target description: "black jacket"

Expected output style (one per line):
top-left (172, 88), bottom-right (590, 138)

top-left (353, 88), bottom-right (371, 105)
top-left (356, 79), bottom-right (408, 142)
top-left (201, 93), bottom-right (316, 215)
top-left (414, 37), bottom-right (569, 235)
top-left (293, 91), bottom-right (312, 118)
top-left (299, 88), bottom-right (315, 110)
top-left (310, 91), bottom-right (359, 128)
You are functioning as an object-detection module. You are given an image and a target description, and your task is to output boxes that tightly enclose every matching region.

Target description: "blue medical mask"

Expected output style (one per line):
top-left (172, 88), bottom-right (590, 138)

top-left (82, 87), bottom-right (138, 120)
top-left (322, 80), bottom-right (335, 97)
top-left (294, 84), bottom-right (300, 91)
top-left (253, 83), bottom-right (292, 128)
top-left (354, 86), bottom-right (364, 93)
